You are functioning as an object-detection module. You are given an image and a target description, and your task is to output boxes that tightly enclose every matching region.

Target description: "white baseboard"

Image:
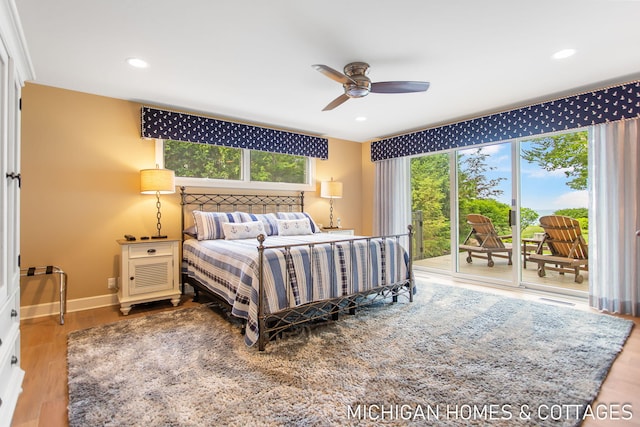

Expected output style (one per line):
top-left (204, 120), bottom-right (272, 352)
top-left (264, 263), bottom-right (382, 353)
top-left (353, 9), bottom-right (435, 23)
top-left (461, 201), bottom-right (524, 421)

top-left (21, 284), bottom-right (195, 320)
top-left (20, 293), bottom-right (119, 320)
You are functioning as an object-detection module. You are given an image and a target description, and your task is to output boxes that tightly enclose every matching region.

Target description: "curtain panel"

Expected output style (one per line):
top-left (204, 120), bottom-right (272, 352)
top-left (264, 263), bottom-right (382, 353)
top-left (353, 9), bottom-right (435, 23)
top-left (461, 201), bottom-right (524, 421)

top-left (373, 157), bottom-right (411, 236)
top-left (589, 118), bottom-right (640, 316)
top-left (141, 107), bottom-right (329, 160)
top-left (372, 81), bottom-right (640, 162)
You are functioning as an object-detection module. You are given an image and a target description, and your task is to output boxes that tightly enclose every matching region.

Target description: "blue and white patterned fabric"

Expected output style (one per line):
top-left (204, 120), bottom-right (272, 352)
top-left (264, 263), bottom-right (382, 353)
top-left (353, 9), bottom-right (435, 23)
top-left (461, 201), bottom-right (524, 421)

top-left (277, 218), bottom-right (313, 236)
top-left (276, 211), bottom-right (321, 233)
top-left (371, 81), bottom-right (640, 161)
top-left (141, 106), bottom-right (329, 159)
top-left (222, 221), bottom-right (266, 240)
top-left (183, 234), bottom-right (410, 347)
top-left (192, 211), bottom-right (253, 240)
top-left (247, 213), bottom-right (279, 236)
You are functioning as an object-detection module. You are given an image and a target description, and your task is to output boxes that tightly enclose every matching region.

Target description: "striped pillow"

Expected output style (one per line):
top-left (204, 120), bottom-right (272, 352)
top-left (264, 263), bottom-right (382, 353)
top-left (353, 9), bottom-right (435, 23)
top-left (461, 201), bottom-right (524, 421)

top-left (192, 211), bottom-right (252, 240)
top-left (276, 212), bottom-right (321, 233)
top-left (247, 213), bottom-right (279, 236)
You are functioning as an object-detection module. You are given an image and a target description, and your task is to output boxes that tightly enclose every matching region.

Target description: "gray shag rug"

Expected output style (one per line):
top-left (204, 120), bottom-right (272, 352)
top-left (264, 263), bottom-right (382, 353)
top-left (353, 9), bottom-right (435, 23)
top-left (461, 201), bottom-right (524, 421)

top-left (67, 283), bottom-right (633, 427)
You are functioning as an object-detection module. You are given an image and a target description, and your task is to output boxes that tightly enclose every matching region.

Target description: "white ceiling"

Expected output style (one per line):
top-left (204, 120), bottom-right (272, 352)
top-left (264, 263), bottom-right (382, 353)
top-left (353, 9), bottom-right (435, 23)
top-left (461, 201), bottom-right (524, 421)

top-left (15, 0), bottom-right (640, 143)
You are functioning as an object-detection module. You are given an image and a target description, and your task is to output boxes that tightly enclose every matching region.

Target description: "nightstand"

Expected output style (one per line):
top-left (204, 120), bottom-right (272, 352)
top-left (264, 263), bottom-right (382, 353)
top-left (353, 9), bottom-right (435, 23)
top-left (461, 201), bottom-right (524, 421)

top-left (321, 228), bottom-right (355, 236)
top-left (116, 238), bottom-right (181, 315)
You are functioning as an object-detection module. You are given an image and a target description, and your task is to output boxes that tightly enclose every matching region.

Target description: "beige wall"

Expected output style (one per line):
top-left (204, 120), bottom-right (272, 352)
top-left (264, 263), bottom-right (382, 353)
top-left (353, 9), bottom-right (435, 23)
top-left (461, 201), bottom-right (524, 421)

top-left (20, 83), bottom-right (374, 309)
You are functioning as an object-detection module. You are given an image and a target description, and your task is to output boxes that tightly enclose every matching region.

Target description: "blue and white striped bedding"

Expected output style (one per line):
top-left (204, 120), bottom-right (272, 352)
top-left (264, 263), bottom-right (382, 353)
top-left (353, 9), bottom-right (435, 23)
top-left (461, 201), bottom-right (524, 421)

top-left (183, 234), bottom-right (410, 347)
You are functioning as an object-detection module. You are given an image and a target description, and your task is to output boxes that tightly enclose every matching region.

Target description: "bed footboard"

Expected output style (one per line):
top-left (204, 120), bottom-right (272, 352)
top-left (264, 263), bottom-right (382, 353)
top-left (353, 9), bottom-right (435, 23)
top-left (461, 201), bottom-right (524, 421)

top-left (255, 225), bottom-right (414, 351)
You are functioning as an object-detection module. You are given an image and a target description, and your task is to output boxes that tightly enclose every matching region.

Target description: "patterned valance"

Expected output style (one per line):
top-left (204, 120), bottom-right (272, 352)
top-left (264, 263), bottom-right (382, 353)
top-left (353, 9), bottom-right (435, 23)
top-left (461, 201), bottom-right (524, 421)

top-left (141, 107), bottom-right (329, 160)
top-left (371, 81), bottom-right (640, 161)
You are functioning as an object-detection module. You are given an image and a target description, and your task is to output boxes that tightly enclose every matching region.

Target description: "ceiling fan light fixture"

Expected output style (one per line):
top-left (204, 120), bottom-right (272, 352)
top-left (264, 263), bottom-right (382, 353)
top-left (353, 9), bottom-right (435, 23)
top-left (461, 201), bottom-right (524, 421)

top-left (346, 84), bottom-right (370, 98)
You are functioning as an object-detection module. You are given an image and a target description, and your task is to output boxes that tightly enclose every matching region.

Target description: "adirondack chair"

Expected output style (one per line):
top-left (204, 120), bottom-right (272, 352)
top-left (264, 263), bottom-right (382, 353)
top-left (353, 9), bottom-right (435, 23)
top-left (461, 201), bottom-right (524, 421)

top-left (460, 214), bottom-right (512, 267)
top-left (528, 215), bottom-right (588, 283)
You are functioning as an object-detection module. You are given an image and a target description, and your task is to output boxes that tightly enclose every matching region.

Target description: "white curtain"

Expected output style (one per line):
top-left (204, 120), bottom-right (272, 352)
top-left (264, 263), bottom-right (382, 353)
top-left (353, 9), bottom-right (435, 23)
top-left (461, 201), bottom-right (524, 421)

top-left (373, 157), bottom-right (411, 236)
top-left (589, 117), bottom-right (640, 316)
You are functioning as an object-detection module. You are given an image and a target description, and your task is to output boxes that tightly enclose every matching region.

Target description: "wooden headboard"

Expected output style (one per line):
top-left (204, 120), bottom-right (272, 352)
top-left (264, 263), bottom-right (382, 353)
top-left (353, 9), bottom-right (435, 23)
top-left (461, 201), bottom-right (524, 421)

top-left (179, 186), bottom-right (305, 232)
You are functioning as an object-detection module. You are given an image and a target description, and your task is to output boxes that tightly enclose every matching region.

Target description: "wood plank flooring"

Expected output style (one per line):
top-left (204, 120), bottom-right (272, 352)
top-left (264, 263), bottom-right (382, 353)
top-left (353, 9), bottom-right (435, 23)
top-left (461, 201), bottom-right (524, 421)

top-left (10, 283), bottom-right (640, 427)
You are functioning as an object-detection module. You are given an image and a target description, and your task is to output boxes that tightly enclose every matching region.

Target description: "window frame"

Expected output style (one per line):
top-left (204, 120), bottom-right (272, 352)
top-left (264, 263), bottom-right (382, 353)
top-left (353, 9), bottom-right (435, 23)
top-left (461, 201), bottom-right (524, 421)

top-left (155, 139), bottom-right (316, 191)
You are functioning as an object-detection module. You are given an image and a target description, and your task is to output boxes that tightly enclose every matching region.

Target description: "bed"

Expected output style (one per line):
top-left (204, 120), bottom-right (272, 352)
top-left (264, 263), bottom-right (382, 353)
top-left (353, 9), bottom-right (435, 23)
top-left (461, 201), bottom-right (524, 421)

top-left (180, 187), bottom-right (414, 350)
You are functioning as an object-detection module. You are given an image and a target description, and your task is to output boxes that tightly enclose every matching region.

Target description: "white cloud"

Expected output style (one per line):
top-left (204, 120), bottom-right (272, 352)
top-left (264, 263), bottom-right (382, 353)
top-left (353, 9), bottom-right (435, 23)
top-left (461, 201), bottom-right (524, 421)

top-left (525, 167), bottom-right (573, 179)
top-left (551, 190), bottom-right (588, 208)
top-left (459, 144), bottom-right (502, 156)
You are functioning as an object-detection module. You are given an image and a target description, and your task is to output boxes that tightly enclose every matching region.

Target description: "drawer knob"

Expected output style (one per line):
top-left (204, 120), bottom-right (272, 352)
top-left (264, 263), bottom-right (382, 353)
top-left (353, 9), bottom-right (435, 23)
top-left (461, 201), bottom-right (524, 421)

top-left (130, 276), bottom-right (135, 281)
top-left (10, 309), bottom-right (18, 318)
top-left (11, 355), bottom-right (18, 365)
top-left (147, 249), bottom-right (157, 254)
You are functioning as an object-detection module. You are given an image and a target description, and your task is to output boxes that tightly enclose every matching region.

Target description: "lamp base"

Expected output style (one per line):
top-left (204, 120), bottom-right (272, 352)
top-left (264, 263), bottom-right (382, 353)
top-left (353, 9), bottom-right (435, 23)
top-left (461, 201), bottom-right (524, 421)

top-left (152, 235), bottom-right (168, 239)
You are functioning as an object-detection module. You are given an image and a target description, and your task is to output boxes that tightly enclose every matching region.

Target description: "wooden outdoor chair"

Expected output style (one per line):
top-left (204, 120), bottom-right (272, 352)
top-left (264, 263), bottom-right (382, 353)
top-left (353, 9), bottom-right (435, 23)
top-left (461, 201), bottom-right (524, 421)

top-left (528, 215), bottom-right (588, 283)
top-left (460, 214), bottom-right (512, 267)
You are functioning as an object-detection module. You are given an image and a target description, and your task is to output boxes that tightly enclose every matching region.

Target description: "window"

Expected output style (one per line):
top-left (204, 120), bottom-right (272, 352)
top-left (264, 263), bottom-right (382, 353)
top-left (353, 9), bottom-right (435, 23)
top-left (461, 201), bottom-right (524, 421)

top-left (157, 139), bottom-right (314, 190)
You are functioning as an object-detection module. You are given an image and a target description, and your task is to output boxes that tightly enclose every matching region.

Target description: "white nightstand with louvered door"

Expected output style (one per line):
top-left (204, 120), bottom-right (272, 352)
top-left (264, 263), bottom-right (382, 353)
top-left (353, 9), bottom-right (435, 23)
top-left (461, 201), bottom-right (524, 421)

top-left (116, 238), bottom-right (181, 315)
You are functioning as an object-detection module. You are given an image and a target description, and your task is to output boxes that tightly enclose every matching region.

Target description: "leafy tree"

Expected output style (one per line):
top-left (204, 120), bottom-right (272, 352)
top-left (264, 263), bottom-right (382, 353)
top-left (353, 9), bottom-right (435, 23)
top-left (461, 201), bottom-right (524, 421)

top-left (520, 207), bottom-right (539, 229)
top-left (411, 154), bottom-right (451, 257)
top-left (163, 140), bottom-right (307, 184)
top-left (250, 151), bottom-right (306, 183)
top-left (554, 207), bottom-right (588, 219)
top-left (520, 131), bottom-right (588, 190)
top-left (458, 148), bottom-right (505, 199)
top-left (164, 140), bottom-right (241, 179)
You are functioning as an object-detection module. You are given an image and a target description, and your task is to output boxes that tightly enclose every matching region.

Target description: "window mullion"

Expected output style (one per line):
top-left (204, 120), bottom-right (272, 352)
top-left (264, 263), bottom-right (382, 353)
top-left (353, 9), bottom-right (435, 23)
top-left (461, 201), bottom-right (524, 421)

top-left (242, 149), bottom-right (251, 182)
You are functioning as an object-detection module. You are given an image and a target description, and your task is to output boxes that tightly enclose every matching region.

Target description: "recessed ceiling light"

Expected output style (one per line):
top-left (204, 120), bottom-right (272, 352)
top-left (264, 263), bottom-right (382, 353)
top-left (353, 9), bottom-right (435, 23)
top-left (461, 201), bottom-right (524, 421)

top-left (552, 49), bottom-right (576, 60)
top-left (355, 116), bottom-right (367, 122)
top-left (126, 57), bottom-right (149, 68)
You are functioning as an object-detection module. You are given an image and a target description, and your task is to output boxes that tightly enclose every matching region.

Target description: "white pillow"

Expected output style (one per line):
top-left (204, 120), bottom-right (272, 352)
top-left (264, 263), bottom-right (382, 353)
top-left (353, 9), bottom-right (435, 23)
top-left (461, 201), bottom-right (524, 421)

top-left (276, 212), bottom-right (321, 233)
top-left (192, 211), bottom-right (252, 240)
top-left (277, 218), bottom-right (313, 236)
top-left (222, 220), bottom-right (266, 240)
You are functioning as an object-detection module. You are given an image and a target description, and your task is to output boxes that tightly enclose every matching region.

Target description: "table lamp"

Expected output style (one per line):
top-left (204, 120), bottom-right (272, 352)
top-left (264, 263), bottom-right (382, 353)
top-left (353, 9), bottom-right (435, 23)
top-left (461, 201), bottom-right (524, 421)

top-left (320, 177), bottom-right (343, 229)
top-left (140, 166), bottom-right (175, 239)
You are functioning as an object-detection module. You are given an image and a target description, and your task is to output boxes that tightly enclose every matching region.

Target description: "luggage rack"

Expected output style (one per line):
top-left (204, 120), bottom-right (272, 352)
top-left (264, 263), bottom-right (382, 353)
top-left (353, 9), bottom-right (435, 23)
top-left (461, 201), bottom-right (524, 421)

top-left (20, 265), bottom-right (67, 325)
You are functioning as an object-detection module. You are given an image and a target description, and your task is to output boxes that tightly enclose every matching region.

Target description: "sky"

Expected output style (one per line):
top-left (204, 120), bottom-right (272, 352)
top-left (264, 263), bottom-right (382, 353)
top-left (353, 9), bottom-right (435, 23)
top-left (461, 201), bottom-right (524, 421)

top-left (460, 143), bottom-right (588, 214)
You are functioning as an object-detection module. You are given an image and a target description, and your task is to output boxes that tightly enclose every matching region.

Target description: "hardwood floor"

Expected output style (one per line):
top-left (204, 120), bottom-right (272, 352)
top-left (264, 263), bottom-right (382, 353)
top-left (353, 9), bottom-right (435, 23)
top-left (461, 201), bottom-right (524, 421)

top-left (10, 284), bottom-right (640, 427)
top-left (11, 297), bottom-right (200, 427)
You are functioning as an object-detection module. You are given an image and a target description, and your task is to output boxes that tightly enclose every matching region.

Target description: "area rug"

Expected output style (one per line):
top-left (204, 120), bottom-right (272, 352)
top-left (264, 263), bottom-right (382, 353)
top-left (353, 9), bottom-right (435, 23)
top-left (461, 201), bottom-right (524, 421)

top-left (67, 282), bottom-right (633, 427)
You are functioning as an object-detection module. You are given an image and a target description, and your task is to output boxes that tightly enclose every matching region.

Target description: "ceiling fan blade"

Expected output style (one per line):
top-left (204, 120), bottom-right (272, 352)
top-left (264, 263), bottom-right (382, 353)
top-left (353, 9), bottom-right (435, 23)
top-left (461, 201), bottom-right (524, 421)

top-left (370, 81), bottom-right (430, 94)
top-left (312, 64), bottom-right (354, 85)
top-left (322, 93), bottom-right (350, 111)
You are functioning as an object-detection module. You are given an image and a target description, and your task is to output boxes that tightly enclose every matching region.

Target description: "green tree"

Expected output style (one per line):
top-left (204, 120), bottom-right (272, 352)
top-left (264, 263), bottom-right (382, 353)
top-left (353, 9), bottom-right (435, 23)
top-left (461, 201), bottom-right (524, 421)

top-left (250, 151), bottom-right (306, 183)
top-left (520, 131), bottom-right (588, 190)
top-left (520, 207), bottom-right (539, 229)
top-left (164, 140), bottom-right (241, 179)
top-left (458, 148), bottom-right (505, 199)
top-left (554, 207), bottom-right (588, 219)
top-left (411, 154), bottom-right (451, 257)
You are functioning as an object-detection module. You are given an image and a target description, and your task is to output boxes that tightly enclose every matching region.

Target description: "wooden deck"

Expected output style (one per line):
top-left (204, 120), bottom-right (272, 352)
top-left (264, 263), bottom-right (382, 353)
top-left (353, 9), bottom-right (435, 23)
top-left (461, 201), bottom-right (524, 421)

top-left (414, 252), bottom-right (589, 294)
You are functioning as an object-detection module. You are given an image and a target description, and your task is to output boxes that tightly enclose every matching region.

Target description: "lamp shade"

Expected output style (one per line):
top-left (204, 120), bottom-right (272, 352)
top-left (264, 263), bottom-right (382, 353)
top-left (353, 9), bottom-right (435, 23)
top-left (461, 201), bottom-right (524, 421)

top-left (320, 180), bottom-right (343, 199)
top-left (140, 168), bottom-right (175, 194)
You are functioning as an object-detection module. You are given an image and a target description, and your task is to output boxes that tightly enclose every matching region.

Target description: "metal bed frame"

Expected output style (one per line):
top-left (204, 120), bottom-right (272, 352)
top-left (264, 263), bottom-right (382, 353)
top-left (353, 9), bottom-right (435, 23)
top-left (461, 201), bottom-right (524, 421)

top-left (180, 187), bottom-right (414, 351)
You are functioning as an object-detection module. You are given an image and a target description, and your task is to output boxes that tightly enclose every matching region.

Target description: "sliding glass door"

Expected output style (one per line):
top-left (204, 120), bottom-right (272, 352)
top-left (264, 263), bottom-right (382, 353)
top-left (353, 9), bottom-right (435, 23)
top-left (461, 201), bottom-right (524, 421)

top-left (455, 144), bottom-right (515, 285)
top-left (410, 129), bottom-right (589, 296)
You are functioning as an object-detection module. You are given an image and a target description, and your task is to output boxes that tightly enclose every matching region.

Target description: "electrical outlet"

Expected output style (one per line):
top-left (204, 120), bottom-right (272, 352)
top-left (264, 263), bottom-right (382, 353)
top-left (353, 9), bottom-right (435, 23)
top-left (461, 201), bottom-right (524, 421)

top-left (107, 277), bottom-right (117, 289)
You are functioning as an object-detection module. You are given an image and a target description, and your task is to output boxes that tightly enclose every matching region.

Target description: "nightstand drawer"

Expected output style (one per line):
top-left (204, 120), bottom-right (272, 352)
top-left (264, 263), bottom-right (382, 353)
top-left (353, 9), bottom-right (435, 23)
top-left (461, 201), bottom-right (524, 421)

top-left (129, 242), bottom-right (174, 258)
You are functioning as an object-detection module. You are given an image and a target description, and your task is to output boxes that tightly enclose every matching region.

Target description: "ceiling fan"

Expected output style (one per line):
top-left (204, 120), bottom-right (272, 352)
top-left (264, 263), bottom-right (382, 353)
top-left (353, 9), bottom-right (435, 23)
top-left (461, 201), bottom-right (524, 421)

top-left (312, 61), bottom-right (430, 111)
